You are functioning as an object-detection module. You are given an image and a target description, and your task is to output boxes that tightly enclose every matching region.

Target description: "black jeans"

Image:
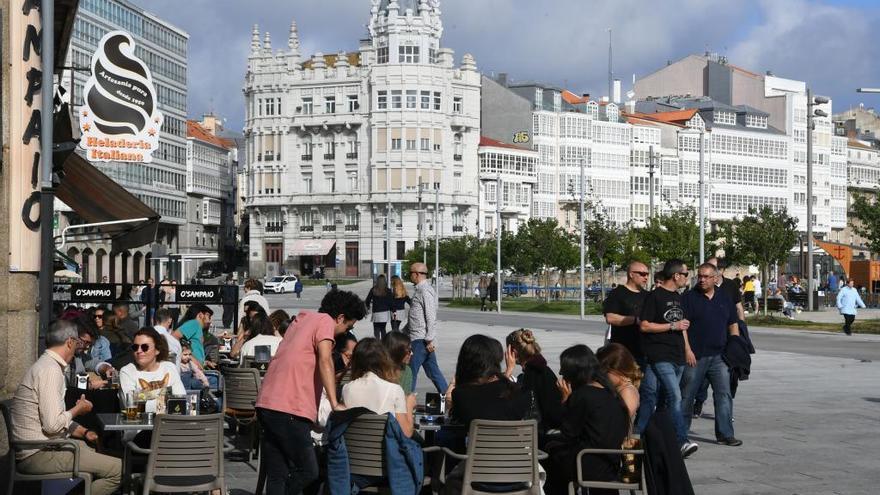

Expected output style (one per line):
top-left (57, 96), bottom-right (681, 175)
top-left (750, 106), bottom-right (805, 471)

top-left (843, 314), bottom-right (855, 335)
top-left (257, 408), bottom-right (319, 495)
top-left (373, 322), bottom-right (387, 340)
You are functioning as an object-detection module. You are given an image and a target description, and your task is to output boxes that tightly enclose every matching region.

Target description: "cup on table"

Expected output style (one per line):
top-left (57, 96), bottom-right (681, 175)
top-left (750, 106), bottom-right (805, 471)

top-left (122, 392), bottom-right (138, 421)
top-left (187, 392), bottom-right (200, 415)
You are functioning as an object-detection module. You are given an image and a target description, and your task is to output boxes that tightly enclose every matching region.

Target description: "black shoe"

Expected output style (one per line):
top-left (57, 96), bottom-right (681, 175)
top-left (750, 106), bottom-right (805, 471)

top-left (717, 437), bottom-right (743, 446)
top-left (693, 402), bottom-right (703, 418)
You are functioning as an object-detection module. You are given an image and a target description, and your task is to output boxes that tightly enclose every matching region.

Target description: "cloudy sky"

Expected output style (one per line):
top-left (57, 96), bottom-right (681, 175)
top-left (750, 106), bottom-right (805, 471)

top-left (142, 0), bottom-right (880, 132)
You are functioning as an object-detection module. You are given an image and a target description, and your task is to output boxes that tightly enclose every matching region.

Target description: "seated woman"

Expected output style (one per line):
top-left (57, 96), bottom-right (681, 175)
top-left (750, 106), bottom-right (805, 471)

top-left (771, 288), bottom-right (796, 318)
top-left (504, 328), bottom-right (563, 432)
top-left (545, 345), bottom-right (630, 495)
top-left (342, 338), bottom-right (416, 437)
top-left (596, 343), bottom-right (642, 419)
top-left (236, 311), bottom-right (283, 365)
top-left (179, 344), bottom-right (210, 390)
top-left (382, 331), bottom-right (414, 393)
top-left (119, 327), bottom-right (186, 412)
top-left (446, 334), bottom-right (529, 429)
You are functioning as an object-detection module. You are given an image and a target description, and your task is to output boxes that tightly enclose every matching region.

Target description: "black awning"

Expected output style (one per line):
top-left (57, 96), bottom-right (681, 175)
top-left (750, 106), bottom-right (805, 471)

top-left (56, 152), bottom-right (160, 252)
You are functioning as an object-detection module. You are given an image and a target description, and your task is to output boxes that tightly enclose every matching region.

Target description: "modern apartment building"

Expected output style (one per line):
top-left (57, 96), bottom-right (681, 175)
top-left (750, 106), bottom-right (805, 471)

top-left (635, 53), bottom-right (847, 235)
top-left (243, 0), bottom-right (480, 278)
top-left (62, 0), bottom-right (189, 282)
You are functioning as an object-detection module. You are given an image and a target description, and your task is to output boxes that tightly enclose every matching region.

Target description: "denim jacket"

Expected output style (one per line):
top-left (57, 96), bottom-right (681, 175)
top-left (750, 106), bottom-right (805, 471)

top-left (326, 407), bottom-right (423, 495)
top-left (82, 335), bottom-right (112, 371)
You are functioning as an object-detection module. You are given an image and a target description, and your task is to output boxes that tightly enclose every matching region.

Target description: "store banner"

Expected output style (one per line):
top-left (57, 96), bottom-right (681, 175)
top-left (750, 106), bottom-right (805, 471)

top-left (79, 31), bottom-right (163, 163)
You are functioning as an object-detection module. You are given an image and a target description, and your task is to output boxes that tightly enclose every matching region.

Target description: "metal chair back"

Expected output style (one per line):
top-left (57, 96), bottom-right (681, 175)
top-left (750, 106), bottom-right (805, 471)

top-left (222, 367), bottom-right (261, 412)
top-left (142, 413), bottom-right (225, 494)
top-left (461, 419), bottom-right (542, 495)
top-left (342, 414), bottom-right (388, 477)
top-left (568, 436), bottom-right (646, 495)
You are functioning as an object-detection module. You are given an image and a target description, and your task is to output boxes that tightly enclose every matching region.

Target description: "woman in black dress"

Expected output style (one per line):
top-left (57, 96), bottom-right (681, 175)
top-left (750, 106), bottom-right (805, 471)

top-left (504, 329), bottom-right (563, 433)
top-left (545, 344), bottom-right (630, 495)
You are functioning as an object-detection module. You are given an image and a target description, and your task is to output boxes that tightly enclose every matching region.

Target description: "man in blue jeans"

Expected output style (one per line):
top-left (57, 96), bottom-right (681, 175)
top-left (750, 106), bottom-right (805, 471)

top-left (406, 262), bottom-right (449, 393)
top-left (680, 262), bottom-right (742, 448)
top-left (635, 259), bottom-right (698, 458)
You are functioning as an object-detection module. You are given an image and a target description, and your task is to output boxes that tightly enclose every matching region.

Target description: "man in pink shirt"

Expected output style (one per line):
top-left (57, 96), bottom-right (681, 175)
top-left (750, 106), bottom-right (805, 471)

top-left (256, 290), bottom-right (366, 494)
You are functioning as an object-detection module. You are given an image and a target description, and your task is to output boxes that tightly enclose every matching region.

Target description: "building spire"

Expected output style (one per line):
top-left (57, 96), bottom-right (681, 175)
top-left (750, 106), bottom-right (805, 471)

top-left (288, 19), bottom-right (300, 52)
top-left (251, 24), bottom-right (260, 54)
top-left (264, 31), bottom-right (272, 52)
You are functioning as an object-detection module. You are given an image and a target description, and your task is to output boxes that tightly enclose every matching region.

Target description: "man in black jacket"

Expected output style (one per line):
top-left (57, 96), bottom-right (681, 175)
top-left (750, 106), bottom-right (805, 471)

top-left (140, 278), bottom-right (160, 326)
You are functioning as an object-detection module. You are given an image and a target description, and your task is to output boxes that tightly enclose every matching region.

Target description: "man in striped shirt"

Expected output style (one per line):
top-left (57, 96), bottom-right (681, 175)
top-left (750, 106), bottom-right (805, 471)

top-left (10, 320), bottom-right (121, 495)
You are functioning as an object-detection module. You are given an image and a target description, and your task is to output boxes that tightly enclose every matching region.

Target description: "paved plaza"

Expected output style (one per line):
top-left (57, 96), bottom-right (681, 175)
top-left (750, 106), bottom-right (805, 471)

top-left (221, 282), bottom-right (880, 494)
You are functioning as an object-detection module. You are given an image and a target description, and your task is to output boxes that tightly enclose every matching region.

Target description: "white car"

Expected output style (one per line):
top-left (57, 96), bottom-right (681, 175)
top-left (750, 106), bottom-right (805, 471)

top-left (264, 276), bottom-right (297, 294)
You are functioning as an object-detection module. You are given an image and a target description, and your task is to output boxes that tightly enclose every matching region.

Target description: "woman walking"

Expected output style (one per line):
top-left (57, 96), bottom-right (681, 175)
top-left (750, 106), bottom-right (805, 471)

top-left (365, 274), bottom-right (392, 339)
top-left (390, 275), bottom-right (411, 333)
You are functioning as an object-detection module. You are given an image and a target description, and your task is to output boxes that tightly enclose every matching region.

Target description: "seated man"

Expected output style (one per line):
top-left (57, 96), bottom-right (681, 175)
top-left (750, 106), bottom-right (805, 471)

top-left (10, 320), bottom-right (121, 495)
top-left (68, 319), bottom-right (116, 390)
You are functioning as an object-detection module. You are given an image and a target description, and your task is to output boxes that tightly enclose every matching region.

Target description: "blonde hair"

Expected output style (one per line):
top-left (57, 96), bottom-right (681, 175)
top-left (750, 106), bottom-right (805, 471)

top-left (391, 276), bottom-right (408, 299)
top-left (506, 329), bottom-right (541, 361)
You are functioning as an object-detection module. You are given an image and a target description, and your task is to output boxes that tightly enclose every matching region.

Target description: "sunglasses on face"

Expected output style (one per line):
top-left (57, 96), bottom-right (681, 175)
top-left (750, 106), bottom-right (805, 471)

top-left (131, 343), bottom-right (152, 353)
top-left (410, 271), bottom-right (427, 275)
top-left (94, 314), bottom-right (104, 320)
top-left (631, 271), bottom-right (649, 277)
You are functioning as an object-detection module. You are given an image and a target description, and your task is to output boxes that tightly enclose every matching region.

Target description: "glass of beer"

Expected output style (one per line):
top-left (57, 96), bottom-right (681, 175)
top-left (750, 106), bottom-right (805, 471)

top-left (122, 392), bottom-right (138, 421)
top-left (136, 399), bottom-right (147, 419)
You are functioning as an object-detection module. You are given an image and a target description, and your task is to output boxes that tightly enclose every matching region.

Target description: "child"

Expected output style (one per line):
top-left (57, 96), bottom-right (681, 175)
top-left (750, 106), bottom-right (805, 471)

top-left (180, 344), bottom-right (210, 389)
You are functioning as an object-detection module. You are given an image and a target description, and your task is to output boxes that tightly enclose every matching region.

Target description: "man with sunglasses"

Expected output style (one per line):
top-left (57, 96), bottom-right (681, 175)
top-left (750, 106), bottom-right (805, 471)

top-left (635, 259), bottom-right (699, 458)
top-left (603, 261), bottom-right (650, 361)
top-left (406, 262), bottom-right (449, 393)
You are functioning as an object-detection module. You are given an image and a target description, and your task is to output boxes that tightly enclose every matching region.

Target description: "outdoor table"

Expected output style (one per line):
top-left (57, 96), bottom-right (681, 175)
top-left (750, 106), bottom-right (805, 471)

top-left (66, 388), bottom-right (120, 432)
top-left (97, 412), bottom-right (155, 432)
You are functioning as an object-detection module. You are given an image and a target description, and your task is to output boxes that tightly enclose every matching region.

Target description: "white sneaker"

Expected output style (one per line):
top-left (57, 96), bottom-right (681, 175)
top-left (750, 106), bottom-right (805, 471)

top-left (681, 441), bottom-right (699, 459)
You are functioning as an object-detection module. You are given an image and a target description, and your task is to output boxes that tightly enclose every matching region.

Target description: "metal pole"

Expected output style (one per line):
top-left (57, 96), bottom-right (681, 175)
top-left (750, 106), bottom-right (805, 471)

top-left (807, 88), bottom-right (815, 312)
top-left (579, 157), bottom-right (585, 320)
top-left (698, 129), bottom-right (705, 264)
top-left (435, 186), bottom-right (440, 304)
top-left (496, 172), bottom-right (502, 313)
top-left (418, 182), bottom-right (424, 264)
top-left (386, 199), bottom-right (391, 278)
top-left (648, 145), bottom-right (655, 218)
top-left (39, 0), bottom-right (56, 340)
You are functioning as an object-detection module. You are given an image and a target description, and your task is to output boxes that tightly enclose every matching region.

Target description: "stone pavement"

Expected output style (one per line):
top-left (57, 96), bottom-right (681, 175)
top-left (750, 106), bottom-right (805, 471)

top-left (224, 312), bottom-right (880, 495)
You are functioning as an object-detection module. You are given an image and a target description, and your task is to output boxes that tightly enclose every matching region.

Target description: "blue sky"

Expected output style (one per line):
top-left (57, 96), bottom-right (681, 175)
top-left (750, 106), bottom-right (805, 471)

top-left (141, 0), bottom-right (880, 131)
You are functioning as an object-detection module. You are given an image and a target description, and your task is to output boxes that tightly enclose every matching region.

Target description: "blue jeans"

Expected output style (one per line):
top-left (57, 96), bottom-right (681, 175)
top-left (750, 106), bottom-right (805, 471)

top-left (635, 361), bottom-right (687, 446)
top-left (410, 339), bottom-right (449, 393)
top-left (680, 355), bottom-right (735, 441)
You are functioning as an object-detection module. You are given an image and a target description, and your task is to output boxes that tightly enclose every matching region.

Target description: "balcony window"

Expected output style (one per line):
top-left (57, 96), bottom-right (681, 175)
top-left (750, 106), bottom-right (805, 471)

top-left (302, 97), bottom-right (313, 115)
top-left (378, 91), bottom-right (387, 110)
top-left (325, 96), bottom-right (336, 114)
top-left (453, 96), bottom-right (462, 114)
top-left (399, 45), bottom-right (419, 63)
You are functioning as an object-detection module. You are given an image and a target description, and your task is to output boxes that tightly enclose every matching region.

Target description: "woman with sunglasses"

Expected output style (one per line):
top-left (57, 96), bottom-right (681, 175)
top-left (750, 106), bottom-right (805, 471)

top-left (119, 327), bottom-right (186, 412)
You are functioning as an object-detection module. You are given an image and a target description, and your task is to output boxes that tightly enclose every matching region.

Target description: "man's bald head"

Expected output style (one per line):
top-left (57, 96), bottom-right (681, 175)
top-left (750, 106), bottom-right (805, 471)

top-left (409, 262), bottom-right (429, 284)
top-left (626, 261), bottom-right (649, 288)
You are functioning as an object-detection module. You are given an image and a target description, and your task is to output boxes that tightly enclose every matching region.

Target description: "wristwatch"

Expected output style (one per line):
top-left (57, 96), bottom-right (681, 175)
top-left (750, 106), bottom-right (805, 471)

top-left (670, 322), bottom-right (676, 331)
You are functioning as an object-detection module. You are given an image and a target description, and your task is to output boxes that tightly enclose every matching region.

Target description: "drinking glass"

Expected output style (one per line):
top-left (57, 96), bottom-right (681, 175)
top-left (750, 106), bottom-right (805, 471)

top-left (122, 392), bottom-right (138, 421)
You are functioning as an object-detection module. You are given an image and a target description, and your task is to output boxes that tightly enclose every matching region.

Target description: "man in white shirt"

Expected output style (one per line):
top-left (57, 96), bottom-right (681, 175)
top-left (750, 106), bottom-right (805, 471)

top-left (153, 307), bottom-right (182, 367)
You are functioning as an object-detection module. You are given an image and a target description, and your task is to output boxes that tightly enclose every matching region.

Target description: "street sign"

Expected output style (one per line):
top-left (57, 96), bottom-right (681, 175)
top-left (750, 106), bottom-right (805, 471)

top-left (175, 285), bottom-right (222, 303)
top-left (70, 284), bottom-right (116, 302)
top-left (79, 31), bottom-right (163, 163)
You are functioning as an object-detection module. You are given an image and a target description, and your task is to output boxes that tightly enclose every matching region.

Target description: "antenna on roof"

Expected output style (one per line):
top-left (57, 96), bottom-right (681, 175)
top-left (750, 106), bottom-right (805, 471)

top-left (607, 28), bottom-right (613, 105)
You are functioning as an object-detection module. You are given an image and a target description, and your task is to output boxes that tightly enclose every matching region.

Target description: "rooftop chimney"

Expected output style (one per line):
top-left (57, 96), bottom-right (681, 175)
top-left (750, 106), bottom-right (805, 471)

top-left (497, 72), bottom-right (508, 87)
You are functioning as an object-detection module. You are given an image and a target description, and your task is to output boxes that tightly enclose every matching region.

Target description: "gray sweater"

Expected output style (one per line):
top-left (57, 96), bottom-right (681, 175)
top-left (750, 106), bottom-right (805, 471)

top-left (406, 280), bottom-right (437, 341)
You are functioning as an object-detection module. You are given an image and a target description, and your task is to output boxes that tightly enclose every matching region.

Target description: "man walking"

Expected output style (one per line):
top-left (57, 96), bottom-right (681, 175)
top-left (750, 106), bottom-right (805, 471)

top-left (406, 262), bottom-right (449, 393)
top-left (680, 263), bottom-right (742, 447)
top-left (603, 261), bottom-right (649, 361)
top-left (635, 259), bottom-right (698, 458)
top-left (11, 320), bottom-right (121, 495)
top-left (221, 275), bottom-right (237, 329)
top-left (140, 278), bottom-right (160, 326)
top-left (837, 279), bottom-right (866, 336)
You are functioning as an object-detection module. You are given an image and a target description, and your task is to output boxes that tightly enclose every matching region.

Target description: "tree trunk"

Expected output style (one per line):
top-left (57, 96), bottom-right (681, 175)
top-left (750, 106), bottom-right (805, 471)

top-left (600, 258), bottom-right (606, 300)
top-left (762, 264), bottom-right (769, 317)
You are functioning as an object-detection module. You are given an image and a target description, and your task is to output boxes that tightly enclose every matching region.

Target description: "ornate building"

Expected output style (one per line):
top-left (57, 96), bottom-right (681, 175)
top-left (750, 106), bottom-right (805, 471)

top-left (243, 0), bottom-right (480, 278)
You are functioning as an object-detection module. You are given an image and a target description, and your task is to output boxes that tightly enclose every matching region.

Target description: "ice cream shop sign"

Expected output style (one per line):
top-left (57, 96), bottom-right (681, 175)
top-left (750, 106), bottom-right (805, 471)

top-left (79, 31), bottom-right (163, 163)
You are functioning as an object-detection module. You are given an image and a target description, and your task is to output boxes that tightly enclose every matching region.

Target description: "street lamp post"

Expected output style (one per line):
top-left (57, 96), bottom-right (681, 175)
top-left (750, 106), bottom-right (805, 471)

top-left (679, 128), bottom-right (707, 263)
top-left (579, 157), bottom-right (585, 320)
top-left (806, 89), bottom-right (830, 312)
top-left (386, 199), bottom-right (392, 278)
top-left (496, 172), bottom-right (502, 313)
top-left (435, 185), bottom-right (440, 305)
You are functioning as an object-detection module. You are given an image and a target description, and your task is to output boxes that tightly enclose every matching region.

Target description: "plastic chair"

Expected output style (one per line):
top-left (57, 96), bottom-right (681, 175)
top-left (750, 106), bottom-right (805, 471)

top-left (1, 400), bottom-right (93, 495)
top-left (343, 413), bottom-right (388, 486)
top-left (222, 367), bottom-right (261, 461)
top-left (128, 413), bottom-right (225, 494)
top-left (566, 440), bottom-right (647, 495)
top-left (442, 419), bottom-right (546, 495)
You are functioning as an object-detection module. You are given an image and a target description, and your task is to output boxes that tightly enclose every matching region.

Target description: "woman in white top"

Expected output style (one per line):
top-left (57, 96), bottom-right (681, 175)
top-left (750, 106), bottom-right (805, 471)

top-left (120, 327), bottom-right (186, 412)
top-left (342, 338), bottom-right (416, 437)
top-left (230, 309), bottom-right (283, 364)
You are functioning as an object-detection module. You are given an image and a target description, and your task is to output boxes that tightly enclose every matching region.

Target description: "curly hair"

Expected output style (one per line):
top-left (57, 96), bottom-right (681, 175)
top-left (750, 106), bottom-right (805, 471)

top-left (133, 326), bottom-right (170, 363)
top-left (596, 343), bottom-right (643, 388)
top-left (319, 290), bottom-right (367, 322)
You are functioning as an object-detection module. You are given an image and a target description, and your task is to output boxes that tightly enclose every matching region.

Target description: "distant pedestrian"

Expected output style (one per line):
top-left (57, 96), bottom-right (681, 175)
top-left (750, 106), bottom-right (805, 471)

top-left (836, 279), bottom-right (866, 336)
top-left (487, 276), bottom-right (499, 311)
top-left (365, 274), bottom-right (392, 340)
top-left (294, 275), bottom-right (303, 299)
top-left (390, 275), bottom-right (411, 333)
top-left (406, 262), bottom-right (448, 393)
top-left (221, 275), bottom-right (237, 329)
top-left (478, 275), bottom-right (489, 311)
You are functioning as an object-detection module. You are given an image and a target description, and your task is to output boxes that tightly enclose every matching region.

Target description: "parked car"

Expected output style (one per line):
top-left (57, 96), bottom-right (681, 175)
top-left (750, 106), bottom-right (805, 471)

top-left (264, 275), bottom-right (298, 294)
top-left (503, 280), bottom-right (528, 297)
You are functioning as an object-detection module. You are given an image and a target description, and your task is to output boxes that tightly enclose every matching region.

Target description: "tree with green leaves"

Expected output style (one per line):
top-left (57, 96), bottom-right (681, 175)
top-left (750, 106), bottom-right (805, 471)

top-left (511, 219), bottom-right (577, 301)
top-left (850, 193), bottom-right (880, 254)
top-left (584, 209), bottom-right (622, 299)
top-left (733, 205), bottom-right (799, 315)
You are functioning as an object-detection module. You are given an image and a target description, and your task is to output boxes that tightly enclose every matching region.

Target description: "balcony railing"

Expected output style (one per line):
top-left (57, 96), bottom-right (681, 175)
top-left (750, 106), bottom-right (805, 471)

top-left (346, 152), bottom-right (358, 159)
top-left (300, 225), bottom-right (314, 232)
top-left (324, 153), bottom-right (336, 160)
top-left (322, 225), bottom-right (336, 232)
top-left (345, 224), bottom-right (359, 232)
top-left (301, 154), bottom-right (313, 161)
top-left (454, 154), bottom-right (462, 161)
top-left (452, 225), bottom-right (464, 232)
top-left (266, 224), bottom-right (283, 233)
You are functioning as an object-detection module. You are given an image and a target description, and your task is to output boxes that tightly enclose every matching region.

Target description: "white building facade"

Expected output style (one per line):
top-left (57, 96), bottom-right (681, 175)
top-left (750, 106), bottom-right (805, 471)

top-left (243, 0), bottom-right (480, 278)
top-left (477, 137), bottom-right (537, 236)
top-left (63, 0), bottom-right (189, 282)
